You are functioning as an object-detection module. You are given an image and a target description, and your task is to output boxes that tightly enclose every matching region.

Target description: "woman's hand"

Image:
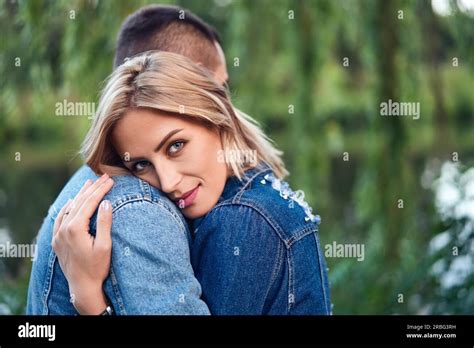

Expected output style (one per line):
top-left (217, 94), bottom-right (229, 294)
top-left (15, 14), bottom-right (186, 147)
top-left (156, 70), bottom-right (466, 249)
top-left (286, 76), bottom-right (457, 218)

top-left (52, 173), bottom-right (114, 314)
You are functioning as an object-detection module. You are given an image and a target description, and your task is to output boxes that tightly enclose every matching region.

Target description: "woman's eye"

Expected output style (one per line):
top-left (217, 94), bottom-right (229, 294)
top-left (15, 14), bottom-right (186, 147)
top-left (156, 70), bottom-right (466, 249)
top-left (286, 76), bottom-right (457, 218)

top-left (132, 160), bottom-right (151, 173)
top-left (168, 141), bottom-right (185, 155)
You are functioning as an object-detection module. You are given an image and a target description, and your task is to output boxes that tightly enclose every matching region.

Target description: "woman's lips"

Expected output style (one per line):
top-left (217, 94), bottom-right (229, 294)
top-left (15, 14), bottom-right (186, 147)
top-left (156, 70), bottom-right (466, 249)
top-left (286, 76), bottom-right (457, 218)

top-left (177, 185), bottom-right (200, 208)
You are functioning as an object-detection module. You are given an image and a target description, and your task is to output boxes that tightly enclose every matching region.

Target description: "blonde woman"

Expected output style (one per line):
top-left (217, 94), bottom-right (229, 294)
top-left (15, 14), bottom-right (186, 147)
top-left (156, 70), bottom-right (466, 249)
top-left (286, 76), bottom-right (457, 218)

top-left (52, 51), bottom-right (331, 315)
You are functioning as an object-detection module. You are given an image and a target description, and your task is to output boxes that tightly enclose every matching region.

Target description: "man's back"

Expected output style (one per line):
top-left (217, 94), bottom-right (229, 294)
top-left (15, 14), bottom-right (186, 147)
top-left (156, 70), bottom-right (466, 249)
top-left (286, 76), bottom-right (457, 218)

top-left (27, 165), bottom-right (209, 315)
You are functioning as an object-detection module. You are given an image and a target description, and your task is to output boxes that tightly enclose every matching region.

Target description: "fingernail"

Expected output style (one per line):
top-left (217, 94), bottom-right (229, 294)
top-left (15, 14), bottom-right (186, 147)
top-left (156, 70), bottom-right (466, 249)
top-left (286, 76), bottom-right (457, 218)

top-left (100, 200), bottom-right (111, 211)
top-left (84, 179), bottom-right (92, 185)
top-left (102, 173), bottom-right (109, 180)
top-left (67, 198), bottom-right (73, 204)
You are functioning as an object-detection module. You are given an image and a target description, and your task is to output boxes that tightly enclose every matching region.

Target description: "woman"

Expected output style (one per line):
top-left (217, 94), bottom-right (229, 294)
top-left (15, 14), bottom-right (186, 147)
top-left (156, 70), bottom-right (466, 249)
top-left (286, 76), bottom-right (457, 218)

top-left (52, 51), bottom-right (331, 315)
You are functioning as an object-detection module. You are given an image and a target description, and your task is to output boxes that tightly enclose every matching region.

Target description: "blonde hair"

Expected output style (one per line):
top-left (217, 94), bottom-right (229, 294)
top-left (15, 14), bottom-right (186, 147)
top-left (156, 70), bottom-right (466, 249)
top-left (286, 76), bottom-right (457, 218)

top-left (81, 51), bottom-right (288, 180)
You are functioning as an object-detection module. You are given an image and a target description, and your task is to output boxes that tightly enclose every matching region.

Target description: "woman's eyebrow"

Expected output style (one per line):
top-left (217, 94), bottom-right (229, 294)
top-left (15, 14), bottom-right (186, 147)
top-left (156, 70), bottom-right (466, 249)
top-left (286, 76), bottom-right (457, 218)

top-left (154, 128), bottom-right (184, 153)
top-left (126, 128), bottom-right (184, 162)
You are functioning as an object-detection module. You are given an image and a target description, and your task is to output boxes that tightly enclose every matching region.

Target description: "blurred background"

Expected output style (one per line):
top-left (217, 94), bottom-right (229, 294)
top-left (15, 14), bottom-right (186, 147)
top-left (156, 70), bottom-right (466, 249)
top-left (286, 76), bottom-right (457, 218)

top-left (0, 0), bottom-right (473, 314)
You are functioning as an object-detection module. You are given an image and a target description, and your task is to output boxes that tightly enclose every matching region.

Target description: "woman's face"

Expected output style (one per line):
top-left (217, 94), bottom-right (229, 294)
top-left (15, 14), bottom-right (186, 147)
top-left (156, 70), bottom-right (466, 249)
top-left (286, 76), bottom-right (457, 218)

top-left (112, 108), bottom-right (230, 219)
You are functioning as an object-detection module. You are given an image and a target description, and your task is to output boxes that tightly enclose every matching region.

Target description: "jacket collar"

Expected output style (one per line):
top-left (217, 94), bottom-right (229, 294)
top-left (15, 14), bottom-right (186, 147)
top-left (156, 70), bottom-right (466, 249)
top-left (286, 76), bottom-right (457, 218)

top-left (218, 162), bottom-right (273, 202)
top-left (190, 162), bottom-right (273, 232)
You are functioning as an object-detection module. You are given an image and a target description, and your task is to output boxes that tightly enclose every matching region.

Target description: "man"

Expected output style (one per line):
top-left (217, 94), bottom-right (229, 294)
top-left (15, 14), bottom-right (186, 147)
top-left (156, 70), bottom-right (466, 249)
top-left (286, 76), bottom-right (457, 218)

top-left (27, 5), bottom-right (227, 315)
top-left (28, 5), bottom-right (331, 315)
top-left (113, 5), bottom-right (228, 84)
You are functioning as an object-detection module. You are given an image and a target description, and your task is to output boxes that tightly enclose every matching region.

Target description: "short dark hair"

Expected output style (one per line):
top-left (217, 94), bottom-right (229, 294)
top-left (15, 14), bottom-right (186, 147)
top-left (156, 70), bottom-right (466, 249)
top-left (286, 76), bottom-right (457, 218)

top-left (114, 5), bottom-right (221, 70)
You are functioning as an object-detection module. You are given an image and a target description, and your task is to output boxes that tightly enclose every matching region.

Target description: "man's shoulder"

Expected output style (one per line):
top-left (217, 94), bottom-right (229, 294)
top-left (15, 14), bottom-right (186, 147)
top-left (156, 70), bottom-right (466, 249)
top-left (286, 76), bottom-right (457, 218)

top-left (47, 164), bottom-right (188, 243)
top-left (49, 165), bottom-right (173, 219)
top-left (46, 165), bottom-right (97, 219)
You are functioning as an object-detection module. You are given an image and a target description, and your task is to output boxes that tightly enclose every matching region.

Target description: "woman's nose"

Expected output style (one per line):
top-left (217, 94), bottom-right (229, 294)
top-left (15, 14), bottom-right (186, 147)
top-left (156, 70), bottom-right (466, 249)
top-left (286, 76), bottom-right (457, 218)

top-left (154, 161), bottom-right (182, 194)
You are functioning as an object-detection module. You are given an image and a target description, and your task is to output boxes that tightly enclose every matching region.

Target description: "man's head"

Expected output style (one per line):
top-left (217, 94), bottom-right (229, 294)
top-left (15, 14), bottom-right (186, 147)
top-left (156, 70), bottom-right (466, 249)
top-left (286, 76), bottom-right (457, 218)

top-left (114, 5), bottom-right (228, 85)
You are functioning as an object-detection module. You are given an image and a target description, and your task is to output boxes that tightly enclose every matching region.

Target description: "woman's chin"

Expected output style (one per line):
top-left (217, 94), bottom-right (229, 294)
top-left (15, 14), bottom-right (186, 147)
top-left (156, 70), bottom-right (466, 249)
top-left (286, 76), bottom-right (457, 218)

top-left (182, 203), bottom-right (211, 220)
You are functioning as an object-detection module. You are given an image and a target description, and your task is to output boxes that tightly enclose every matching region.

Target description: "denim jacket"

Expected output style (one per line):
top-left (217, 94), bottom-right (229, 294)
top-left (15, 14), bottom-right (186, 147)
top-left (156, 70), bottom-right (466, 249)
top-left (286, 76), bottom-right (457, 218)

top-left (27, 164), bottom-right (331, 315)
top-left (191, 164), bottom-right (332, 315)
top-left (27, 165), bottom-right (209, 315)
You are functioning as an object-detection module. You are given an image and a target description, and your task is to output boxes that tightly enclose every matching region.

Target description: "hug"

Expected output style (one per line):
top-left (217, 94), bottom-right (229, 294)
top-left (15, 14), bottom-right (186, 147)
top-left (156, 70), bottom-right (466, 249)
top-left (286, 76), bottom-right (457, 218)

top-left (27, 5), bottom-right (331, 315)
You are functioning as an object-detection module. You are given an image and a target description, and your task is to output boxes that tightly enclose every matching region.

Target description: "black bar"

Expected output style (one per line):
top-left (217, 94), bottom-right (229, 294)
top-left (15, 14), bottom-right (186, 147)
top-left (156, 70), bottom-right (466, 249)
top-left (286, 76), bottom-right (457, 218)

top-left (0, 315), bottom-right (472, 346)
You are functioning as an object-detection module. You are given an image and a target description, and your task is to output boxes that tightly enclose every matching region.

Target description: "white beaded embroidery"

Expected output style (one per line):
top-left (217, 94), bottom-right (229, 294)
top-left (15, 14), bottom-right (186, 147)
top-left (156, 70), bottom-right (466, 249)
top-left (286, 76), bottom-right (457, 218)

top-left (261, 174), bottom-right (321, 224)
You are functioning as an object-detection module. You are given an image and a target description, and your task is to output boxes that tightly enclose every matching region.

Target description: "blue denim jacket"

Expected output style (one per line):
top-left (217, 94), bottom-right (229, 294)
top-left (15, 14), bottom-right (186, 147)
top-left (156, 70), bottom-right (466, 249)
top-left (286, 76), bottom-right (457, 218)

top-left (27, 164), bottom-right (330, 315)
top-left (191, 164), bottom-right (332, 315)
top-left (27, 165), bottom-right (209, 315)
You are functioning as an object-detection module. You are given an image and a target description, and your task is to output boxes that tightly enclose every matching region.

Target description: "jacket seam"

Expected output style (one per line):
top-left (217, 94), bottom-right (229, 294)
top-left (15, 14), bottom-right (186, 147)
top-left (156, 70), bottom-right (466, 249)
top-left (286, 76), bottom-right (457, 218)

top-left (313, 232), bottom-right (330, 314)
top-left (109, 196), bottom-right (186, 233)
top-left (232, 168), bottom-right (273, 203)
top-left (139, 178), bottom-right (152, 199)
top-left (41, 213), bottom-right (57, 315)
top-left (108, 266), bottom-right (127, 315)
top-left (43, 249), bottom-right (56, 315)
top-left (287, 247), bottom-right (295, 313)
top-left (211, 200), bottom-right (314, 247)
top-left (261, 238), bottom-right (285, 314)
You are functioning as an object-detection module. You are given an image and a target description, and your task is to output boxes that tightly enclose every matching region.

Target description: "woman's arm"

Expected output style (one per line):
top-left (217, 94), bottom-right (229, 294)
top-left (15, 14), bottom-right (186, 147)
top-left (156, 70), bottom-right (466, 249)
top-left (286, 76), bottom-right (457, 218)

top-left (52, 174), bottom-right (114, 314)
top-left (52, 173), bottom-right (210, 315)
